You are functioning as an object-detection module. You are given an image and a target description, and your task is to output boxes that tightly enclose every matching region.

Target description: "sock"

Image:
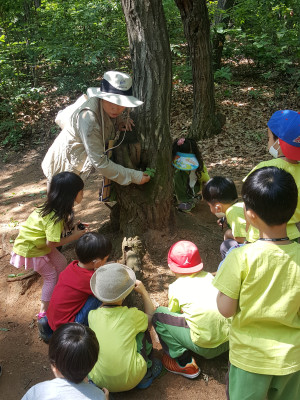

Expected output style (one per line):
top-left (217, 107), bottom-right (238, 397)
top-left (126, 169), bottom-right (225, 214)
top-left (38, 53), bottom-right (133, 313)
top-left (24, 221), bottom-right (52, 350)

top-left (177, 351), bottom-right (192, 367)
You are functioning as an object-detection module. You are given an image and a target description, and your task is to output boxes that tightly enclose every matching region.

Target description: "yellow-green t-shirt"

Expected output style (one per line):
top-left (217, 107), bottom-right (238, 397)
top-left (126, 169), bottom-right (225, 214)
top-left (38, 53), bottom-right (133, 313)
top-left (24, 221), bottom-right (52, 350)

top-left (213, 241), bottom-right (300, 375)
top-left (88, 306), bottom-right (148, 392)
top-left (13, 209), bottom-right (63, 257)
top-left (226, 202), bottom-right (259, 242)
top-left (168, 271), bottom-right (230, 348)
top-left (244, 159), bottom-right (300, 239)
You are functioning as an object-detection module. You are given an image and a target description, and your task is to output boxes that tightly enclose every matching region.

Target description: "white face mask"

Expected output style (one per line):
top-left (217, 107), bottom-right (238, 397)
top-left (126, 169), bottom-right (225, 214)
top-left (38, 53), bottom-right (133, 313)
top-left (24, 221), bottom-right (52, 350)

top-left (215, 212), bottom-right (226, 218)
top-left (269, 140), bottom-right (279, 158)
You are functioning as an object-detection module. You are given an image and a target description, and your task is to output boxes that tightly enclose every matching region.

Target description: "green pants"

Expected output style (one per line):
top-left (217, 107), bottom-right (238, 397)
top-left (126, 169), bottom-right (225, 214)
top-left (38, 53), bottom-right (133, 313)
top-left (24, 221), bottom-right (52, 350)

top-left (174, 169), bottom-right (200, 203)
top-left (153, 306), bottom-right (228, 359)
top-left (136, 330), bottom-right (153, 369)
top-left (228, 364), bottom-right (300, 400)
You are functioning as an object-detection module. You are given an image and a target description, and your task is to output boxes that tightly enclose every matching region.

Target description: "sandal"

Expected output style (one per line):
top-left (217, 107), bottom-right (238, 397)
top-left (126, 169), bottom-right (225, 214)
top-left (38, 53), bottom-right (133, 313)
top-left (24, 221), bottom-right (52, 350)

top-left (136, 358), bottom-right (162, 389)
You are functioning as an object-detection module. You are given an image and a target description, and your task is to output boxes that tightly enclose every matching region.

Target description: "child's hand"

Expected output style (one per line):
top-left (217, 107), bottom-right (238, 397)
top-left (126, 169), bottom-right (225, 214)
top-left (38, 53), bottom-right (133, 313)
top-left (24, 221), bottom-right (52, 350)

top-left (139, 173), bottom-right (151, 185)
top-left (134, 280), bottom-right (147, 295)
top-left (102, 387), bottom-right (109, 399)
top-left (73, 221), bottom-right (89, 237)
top-left (118, 118), bottom-right (134, 131)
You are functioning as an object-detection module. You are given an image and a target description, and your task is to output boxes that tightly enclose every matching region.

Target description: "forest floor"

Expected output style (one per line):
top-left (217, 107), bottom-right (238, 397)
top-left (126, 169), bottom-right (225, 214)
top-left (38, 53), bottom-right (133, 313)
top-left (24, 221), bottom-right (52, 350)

top-left (0, 66), bottom-right (298, 399)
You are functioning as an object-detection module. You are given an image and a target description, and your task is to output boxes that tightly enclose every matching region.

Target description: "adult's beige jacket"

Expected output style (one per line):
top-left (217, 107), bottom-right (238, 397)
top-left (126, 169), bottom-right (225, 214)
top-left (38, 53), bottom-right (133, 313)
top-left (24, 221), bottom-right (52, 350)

top-left (41, 96), bottom-right (143, 185)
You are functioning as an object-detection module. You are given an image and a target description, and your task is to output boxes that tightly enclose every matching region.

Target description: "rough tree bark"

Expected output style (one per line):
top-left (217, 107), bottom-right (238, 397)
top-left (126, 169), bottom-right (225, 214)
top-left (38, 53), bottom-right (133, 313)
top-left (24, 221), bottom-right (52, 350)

top-left (115, 0), bottom-right (173, 239)
top-left (175, 0), bottom-right (225, 139)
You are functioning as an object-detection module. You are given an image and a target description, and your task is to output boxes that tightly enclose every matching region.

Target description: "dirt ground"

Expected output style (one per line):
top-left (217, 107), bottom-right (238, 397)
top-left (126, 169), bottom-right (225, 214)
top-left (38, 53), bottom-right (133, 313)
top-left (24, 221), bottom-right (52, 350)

top-left (0, 147), bottom-right (228, 400)
top-left (0, 74), bottom-right (296, 399)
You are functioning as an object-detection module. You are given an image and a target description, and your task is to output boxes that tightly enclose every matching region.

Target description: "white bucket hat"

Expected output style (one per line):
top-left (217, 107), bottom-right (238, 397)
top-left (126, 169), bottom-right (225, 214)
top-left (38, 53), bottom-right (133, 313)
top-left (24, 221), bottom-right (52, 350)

top-left (90, 263), bottom-right (136, 303)
top-left (87, 71), bottom-right (143, 108)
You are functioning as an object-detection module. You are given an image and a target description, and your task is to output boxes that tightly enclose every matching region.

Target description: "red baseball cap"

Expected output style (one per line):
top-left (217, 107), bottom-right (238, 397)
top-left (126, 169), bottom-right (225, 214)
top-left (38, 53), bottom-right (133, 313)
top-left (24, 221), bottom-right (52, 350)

top-left (167, 241), bottom-right (203, 274)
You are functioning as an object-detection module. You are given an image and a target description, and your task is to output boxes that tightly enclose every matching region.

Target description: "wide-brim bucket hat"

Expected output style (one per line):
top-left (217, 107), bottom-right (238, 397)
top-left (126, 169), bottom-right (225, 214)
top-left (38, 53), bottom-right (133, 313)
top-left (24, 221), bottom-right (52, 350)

top-left (172, 152), bottom-right (199, 171)
top-left (87, 71), bottom-right (143, 108)
top-left (267, 110), bottom-right (300, 161)
top-left (168, 241), bottom-right (203, 274)
top-left (90, 263), bottom-right (136, 303)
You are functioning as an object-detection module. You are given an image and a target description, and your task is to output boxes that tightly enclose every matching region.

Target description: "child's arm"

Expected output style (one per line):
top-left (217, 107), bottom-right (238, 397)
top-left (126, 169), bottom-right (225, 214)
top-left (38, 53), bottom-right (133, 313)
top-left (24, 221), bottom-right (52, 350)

top-left (46, 225), bottom-right (87, 248)
top-left (134, 280), bottom-right (155, 326)
top-left (216, 291), bottom-right (238, 318)
top-left (224, 228), bottom-right (245, 244)
top-left (102, 387), bottom-right (109, 400)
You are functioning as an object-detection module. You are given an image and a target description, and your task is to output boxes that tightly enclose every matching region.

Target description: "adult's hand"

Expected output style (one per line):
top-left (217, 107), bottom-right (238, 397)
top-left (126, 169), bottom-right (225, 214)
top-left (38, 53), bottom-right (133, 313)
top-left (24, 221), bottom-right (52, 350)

top-left (119, 118), bottom-right (134, 131)
top-left (139, 173), bottom-right (151, 185)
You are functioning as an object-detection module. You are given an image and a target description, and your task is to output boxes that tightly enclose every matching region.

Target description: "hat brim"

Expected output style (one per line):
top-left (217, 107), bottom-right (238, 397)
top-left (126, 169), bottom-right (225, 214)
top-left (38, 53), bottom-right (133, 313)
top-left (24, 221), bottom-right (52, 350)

top-left (279, 139), bottom-right (300, 161)
top-left (90, 264), bottom-right (136, 303)
top-left (168, 262), bottom-right (203, 274)
top-left (87, 88), bottom-right (143, 108)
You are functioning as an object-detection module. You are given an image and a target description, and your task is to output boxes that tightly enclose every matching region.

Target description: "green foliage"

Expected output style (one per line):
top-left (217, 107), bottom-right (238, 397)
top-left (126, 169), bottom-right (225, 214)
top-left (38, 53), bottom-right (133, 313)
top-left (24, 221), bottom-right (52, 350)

top-left (210, 0), bottom-right (300, 75)
top-left (145, 168), bottom-right (156, 178)
top-left (0, 0), bottom-right (128, 147)
top-left (214, 66), bottom-right (232, 81)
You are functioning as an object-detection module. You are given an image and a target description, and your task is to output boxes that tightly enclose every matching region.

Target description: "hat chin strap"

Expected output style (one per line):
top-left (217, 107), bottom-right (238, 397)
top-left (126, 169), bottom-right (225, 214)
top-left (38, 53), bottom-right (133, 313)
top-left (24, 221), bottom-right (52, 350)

top-left (101, 79), bottom-right (133, 96)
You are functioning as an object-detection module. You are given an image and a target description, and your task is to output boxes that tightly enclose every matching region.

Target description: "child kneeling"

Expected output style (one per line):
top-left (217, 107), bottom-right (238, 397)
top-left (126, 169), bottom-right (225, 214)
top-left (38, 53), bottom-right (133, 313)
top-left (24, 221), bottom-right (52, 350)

top-left (153, 241), bottom-right (230, 379)
top-left (22, 323), bottom-right (109, 400)
top-left (88, 263), bottom-right (162, 392)
top-left (38, 232), bottom-right (111, 342)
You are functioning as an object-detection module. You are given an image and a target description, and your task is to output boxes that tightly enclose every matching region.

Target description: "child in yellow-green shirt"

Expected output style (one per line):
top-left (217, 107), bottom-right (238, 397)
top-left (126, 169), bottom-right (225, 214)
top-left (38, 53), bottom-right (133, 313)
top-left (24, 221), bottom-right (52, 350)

top-left (214, 166), bottom-right (300, 400)
top-left (153, 241), bottom-right (230, 379)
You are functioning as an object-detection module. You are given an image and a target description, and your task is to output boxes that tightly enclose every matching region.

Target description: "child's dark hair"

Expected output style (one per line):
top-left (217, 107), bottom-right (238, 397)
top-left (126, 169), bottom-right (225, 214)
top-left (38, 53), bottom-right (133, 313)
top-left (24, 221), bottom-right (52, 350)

top-left (48, 323), bottom-right (99, 384)
top-left (75, 232), bottom-right (112, 264)
top-left (242, 166), bottom-right (297, 226)
top-left (40, 172), bottom-right (84, 226)
top-left (202, 176), bottom-right (238, 204)
top-left (172, 138), bottom-right (204, 174)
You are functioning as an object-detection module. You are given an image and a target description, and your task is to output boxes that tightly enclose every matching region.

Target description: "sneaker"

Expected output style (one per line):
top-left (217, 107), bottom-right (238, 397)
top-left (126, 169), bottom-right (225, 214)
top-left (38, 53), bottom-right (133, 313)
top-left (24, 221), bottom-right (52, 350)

top-left (177, 202), bottom-right (195, 213)
top-left (137, 358), bottom-right (162, 389)
top-left (162, 353), bottom-right (200, 379)
top-left (37, 316), bottom-right (53, 343)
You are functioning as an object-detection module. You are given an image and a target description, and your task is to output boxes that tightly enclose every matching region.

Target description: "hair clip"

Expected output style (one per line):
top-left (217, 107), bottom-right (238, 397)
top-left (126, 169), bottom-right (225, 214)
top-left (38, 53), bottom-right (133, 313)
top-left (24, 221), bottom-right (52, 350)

top-left (177, 138), bottom-right (185, 146)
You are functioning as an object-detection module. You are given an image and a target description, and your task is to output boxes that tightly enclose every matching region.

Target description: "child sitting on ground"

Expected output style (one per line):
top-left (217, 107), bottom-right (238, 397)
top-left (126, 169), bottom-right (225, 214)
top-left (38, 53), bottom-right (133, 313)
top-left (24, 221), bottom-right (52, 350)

top-left (172, 138), bottom-right (210, 212)
top-left (38, 232), bottom-right (112, 342)
top-left (22, 323), bottom-right (109, 400)
top-left (244, 109), bottom-right (300, 241)
top-left (213, 166), bottom-right (300, 400)
top-left (88, 263), bottom-right (162, 392)
top-left (152, 241), bottom-right (230, 379)
top-left (202, 176), bottom-right (258, 259)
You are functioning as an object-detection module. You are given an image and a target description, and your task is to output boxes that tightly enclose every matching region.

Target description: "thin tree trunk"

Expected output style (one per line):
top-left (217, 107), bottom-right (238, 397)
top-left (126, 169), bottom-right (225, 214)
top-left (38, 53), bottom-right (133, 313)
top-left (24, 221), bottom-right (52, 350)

top-left (212, 0), bottom-right (235, 71)
top-left (175, 0), bottom-right (225, 139)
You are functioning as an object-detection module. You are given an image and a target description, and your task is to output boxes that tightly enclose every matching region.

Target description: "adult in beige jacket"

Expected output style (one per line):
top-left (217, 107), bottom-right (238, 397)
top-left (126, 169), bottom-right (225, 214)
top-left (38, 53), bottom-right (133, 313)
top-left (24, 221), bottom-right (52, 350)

top-left (42, 71), bottom-right (150, 187)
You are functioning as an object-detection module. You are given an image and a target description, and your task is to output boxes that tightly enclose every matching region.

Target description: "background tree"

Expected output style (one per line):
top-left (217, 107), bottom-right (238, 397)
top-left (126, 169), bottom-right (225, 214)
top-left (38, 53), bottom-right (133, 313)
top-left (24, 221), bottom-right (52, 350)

top-left (211, 0), bottom-right (235, 71)
top-left (175, 0), bottom-right (225, 139)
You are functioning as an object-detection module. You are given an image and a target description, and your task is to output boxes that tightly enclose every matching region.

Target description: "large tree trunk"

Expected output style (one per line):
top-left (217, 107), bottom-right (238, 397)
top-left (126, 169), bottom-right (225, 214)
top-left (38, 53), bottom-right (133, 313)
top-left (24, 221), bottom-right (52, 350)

top-left (175, 0), bottom-right (225, 139)
top-left (117, 0), bottom-right (173, 238)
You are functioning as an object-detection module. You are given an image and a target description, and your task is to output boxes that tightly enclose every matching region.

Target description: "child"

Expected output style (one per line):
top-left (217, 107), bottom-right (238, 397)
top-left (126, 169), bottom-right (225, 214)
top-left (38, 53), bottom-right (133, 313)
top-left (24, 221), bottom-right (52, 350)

top-left (10, 172), bottom-right (87, 319)
top-left (203, 176), bottom-right (258, 258)
top-left (172, 137), bottom-right (210, 212)
top-left (213, 167), bottom-right (300, 400)
top-left (42, 71), bottom-right (150, 190)
top-left (244, 109), bottom-right (300, 241)
top-left (38, 232), bottom-right (112, 342)
top-left (152, 241), bottom-right (230, 379)
top-left (88, 263), bottom-right (162, 392)
top-left (22, 323), bottom-right (109, 400)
